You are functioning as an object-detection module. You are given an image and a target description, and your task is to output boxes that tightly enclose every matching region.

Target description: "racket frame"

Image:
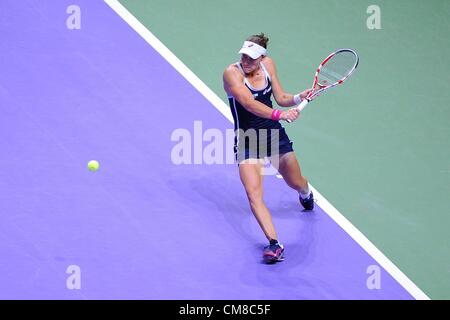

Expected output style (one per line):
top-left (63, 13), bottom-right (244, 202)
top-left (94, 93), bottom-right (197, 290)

top-left (295, 48), bottom-right (359, 113)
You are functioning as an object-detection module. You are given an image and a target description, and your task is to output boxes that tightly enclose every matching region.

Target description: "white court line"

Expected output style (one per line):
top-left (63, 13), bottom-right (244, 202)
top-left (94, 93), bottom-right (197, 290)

top-left (104, 0), bottom-right (430, 300)
top-left (104, 0), bottom-right (233, 124)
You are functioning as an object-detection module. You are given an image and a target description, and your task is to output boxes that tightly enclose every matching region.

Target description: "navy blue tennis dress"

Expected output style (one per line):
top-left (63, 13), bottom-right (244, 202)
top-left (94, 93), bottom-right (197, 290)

top-left (228, 62), bottom-right (294, 163)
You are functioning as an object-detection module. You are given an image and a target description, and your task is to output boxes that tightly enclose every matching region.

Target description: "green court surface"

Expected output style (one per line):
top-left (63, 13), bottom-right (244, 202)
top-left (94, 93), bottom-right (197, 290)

top-left (119, 0), bottom-right (450, 299)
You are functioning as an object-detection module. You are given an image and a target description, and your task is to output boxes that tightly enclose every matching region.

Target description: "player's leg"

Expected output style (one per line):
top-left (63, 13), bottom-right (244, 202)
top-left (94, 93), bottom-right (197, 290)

top-left (274, 151), bottom-right (308, 192)
top-left (239, 159), bottom-right (285, 263)
top-left (239, 159), bottom-right (277, 241)
top-left (271, 152), bottom-right (314, 210)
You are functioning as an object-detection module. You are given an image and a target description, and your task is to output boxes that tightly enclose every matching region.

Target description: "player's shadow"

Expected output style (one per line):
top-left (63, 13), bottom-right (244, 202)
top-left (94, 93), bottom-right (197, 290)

top-left (166, 167), bottom-right (343, 297)
top-left (166, 167), bottom-right (328, 297)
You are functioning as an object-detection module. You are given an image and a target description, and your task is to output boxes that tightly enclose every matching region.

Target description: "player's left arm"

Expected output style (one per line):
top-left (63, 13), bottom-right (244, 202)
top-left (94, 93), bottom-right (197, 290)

top-left (263, 57), bottom-right (310, 107)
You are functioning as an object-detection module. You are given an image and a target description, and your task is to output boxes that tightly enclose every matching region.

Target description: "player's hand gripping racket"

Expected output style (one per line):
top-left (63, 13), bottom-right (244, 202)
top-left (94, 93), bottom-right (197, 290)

top-left (287, 48), bottom-right (359, 122)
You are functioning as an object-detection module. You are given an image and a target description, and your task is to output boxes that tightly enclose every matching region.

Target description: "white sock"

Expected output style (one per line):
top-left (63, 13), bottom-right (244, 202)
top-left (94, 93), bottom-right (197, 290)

top-left (299, 184), bottom-right (311, 199)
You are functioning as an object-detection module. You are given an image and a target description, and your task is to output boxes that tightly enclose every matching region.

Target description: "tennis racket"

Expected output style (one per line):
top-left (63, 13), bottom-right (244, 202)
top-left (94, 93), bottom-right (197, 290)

top-left (288, 48), bottom-right (359, 121)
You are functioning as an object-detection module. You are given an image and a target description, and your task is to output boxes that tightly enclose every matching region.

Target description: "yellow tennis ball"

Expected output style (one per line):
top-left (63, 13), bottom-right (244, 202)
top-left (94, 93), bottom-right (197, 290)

top-left (87, 160), bottom-right (99, 172)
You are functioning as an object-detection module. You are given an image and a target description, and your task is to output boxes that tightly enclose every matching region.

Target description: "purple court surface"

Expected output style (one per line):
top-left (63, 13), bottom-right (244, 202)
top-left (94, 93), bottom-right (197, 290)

top-left (0, 0), bottom-right (414, 299)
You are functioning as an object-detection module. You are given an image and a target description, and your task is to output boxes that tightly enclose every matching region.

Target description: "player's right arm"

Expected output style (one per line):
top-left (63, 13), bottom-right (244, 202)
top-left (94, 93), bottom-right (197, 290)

top-left (223, 66), bottom-right (296, 121)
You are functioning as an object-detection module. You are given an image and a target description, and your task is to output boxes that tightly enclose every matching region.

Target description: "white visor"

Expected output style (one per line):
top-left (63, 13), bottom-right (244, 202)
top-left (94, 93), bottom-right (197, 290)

top-left (238, 41), bottom-right (267, 59)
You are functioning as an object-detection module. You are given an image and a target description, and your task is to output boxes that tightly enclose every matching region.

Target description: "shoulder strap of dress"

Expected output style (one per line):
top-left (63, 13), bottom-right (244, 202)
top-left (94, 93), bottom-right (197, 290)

top-left (235, 62), bottom-right (251, 86)
top-left (260, 62), bottom-right (271, 82)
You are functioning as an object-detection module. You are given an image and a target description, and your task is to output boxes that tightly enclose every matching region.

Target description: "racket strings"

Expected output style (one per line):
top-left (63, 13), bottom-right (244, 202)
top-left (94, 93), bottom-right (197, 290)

top-left (318, 51), bottom-right (357, 86)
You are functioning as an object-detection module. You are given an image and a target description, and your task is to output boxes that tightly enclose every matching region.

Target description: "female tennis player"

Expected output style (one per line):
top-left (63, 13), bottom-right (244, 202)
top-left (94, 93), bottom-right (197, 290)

top-left (223, 33), bottom-right (314, 263)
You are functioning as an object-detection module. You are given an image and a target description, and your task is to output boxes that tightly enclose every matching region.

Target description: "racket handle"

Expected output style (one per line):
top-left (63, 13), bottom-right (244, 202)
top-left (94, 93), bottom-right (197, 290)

top-left (286, 99), bottom-right (309, 123)
top-left (295, 99), bottom-right (309, 112)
